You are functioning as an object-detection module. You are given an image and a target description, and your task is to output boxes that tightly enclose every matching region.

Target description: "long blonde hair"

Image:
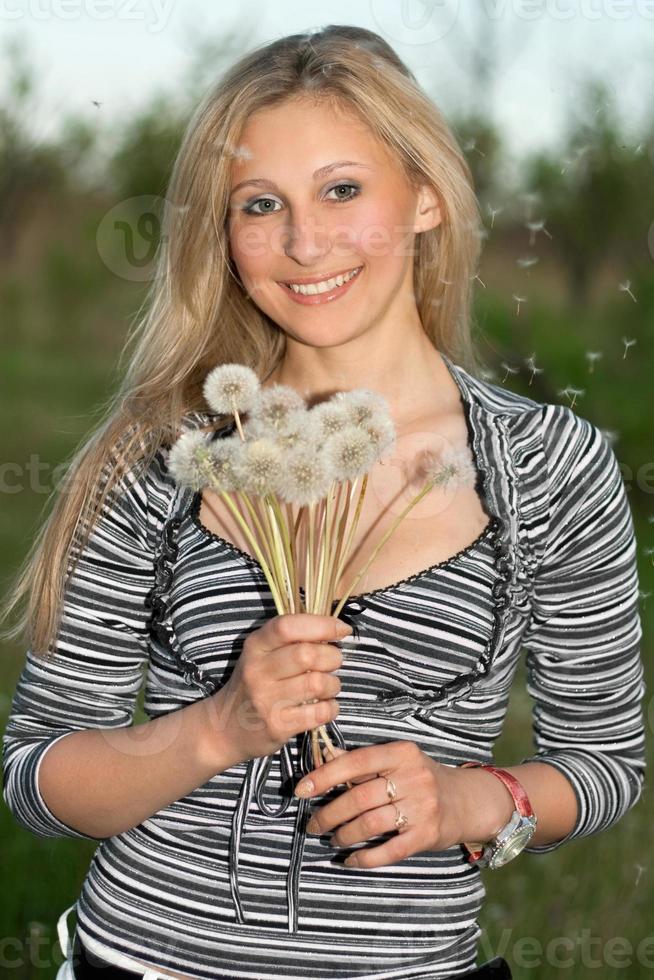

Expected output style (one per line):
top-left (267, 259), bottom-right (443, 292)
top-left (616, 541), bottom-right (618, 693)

top-left (0, 24), bottom-right (486, 659)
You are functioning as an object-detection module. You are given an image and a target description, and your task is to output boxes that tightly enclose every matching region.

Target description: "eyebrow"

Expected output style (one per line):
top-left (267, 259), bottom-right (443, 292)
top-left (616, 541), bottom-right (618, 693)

top-left (230, 160), bottom-right (372, 196)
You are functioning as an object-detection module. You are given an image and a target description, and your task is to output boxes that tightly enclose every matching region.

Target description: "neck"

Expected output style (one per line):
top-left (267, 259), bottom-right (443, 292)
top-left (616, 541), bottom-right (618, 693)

top-left (263, 335), bottom-right (457, 426)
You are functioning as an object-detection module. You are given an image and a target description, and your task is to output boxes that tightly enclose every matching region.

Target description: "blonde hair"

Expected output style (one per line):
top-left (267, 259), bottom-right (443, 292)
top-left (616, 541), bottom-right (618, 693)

top-left (0, 24), bottom-right (486, 659)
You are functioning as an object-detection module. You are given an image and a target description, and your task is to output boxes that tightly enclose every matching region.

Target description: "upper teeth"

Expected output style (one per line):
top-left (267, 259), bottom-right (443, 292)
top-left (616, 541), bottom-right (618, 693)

top-left (286, 267), bottom-right (361, 295)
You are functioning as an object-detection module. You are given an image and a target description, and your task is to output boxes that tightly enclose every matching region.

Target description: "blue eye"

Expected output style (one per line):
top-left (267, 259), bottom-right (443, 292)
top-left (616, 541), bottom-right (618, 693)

top-left (242, 182), bottom-right (360, 216)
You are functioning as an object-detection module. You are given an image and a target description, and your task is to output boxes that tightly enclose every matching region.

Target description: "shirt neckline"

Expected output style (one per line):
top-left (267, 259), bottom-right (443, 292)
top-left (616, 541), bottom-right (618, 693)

top-left (187, 489), bottom-right (500, 605)
top-left (184, 351), bottom-right (501, 605)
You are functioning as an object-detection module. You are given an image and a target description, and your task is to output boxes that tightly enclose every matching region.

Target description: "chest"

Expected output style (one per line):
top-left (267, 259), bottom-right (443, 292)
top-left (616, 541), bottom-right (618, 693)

top-left (196, 410), bottom-right (491, 601)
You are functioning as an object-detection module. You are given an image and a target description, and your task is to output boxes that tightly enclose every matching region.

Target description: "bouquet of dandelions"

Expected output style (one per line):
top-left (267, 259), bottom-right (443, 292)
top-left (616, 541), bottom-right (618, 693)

top-left (168, 364), bottom-right (476, 773)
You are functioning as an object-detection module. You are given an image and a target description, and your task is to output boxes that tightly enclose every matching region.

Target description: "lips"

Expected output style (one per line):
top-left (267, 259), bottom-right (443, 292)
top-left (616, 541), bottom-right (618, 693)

top-left (277, 264), bottom-right (363, 305)
top-left (280, 265), bottom-right (363, 287)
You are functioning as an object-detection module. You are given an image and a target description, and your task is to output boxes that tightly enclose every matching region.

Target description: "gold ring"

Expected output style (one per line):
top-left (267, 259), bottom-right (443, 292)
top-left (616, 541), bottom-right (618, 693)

top-left (392, 802), bottom-right (409, 832)
top-left (385, 777), bottom-right (397, 802)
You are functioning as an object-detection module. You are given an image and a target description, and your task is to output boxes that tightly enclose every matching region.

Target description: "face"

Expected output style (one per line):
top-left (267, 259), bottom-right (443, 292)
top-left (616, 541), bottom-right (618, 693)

top-left (226, 97), bottom-right (441, 349)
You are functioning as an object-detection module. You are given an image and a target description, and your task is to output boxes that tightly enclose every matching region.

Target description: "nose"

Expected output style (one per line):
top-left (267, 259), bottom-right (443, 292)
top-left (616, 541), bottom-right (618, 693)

top-left (278, 208), bottom-right (331, 267)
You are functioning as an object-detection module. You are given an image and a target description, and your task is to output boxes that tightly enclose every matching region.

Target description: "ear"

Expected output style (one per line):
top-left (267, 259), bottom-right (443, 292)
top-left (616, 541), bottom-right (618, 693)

top-left (414, 183), bottom-right (442, 234)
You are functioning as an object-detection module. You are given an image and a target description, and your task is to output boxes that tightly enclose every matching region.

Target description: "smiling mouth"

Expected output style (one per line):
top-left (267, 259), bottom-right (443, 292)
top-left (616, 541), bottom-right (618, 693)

top-left (280, 265), bottom-right (363, 295)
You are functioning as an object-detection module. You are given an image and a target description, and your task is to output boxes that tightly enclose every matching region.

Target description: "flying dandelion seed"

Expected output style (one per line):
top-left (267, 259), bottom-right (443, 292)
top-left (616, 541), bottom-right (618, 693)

top-left (487, 204), bottom-right (503, 228)
top-left (639, 591), bottom-right (652, 608)
top-left (517, 256), bottom-right (539, 269)
top-left (231, 144), bottom-right (254, 161)
top-left (479, 368), bottom-right (497, 382)
top-left (643, 547), bottom-right (654, 566)
top-left (600, 429), bottom-right (619, 447)
top-left (557, 386), bottom-right (585, 409)
top-left (621, 337), bottom-right (637, 359)
top-left (512, 294), bottom-right (528, 315)
top-left (472, 274), bottom-right (486, 288)
top-left (584, 350), bottom-right (603, 373)
top-left (525, 219), bottom-right (552, 247)
top-left (500, 362), bottom-right (519, 383)
top-left (524, 354), bottom-right (544, 386)
top-left (618, 280), bottom-right (637, 303)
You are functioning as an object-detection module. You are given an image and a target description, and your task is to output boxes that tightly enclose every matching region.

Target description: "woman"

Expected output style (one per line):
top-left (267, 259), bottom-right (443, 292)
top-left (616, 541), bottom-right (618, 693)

top-left (1, 25), bottom-right (646, 980)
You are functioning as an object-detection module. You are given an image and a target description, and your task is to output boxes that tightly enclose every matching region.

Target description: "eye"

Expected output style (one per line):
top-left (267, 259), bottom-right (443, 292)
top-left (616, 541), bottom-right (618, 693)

top-left (242, 182), bottom-right (361, 216)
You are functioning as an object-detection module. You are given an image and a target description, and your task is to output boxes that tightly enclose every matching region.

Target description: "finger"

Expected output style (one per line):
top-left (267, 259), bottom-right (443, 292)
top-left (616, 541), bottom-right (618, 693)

top-left (344, 830), bottom-right (418, 869)
top-left (329, 799), bottom-right (412, 848)
top-left (321, 746), bottom-right (376, 785)
top-left (272, 640), bottom-right (344, 681)
top-left (258, 613), bottom-right (352, 654)
top-left (307, 772), bottom-right (400, 837)
top-left (295, 743), bottom-right (404, 799)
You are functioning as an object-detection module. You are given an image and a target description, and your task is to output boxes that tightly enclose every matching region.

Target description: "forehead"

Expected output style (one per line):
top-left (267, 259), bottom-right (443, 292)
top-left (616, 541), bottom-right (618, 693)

top-left (229, 97), bottom-right (397, 182)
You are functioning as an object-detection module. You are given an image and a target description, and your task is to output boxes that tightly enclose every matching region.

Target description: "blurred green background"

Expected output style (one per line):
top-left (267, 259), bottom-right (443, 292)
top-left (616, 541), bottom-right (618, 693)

top-left (1, 22), bottom-right (653, 980)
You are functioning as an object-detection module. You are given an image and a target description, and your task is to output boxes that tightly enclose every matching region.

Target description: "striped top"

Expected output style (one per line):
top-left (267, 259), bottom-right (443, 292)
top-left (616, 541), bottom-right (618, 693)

top-left (2, 354), bottom-right (646, 980)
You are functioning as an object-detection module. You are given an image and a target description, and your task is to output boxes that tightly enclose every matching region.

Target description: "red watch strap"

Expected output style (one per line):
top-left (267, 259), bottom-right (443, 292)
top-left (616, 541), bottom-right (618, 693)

top-left (461, 762), bottom-right (534, 818)
top-left (460, 762), bottom-right (535, 863)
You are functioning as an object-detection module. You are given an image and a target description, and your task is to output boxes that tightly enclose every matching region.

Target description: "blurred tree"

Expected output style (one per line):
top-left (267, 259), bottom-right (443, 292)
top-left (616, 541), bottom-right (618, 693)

top-left (452, 111), bottom-right (504, 206)
top-left (522, 77), bottom-right (653, 307)
top-left (106, 24), bottom-right (249, 202)
top-left (106, 91), bottom-right (186, 200)
top-left (0, 36), bottom-right (70, 262)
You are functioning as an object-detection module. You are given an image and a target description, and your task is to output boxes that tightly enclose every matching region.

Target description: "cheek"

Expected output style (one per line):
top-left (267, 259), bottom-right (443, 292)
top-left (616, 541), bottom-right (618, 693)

top-left (228, 219), bottom-right (271, 277)
top-left (353, 201), bottom-right (413, 269)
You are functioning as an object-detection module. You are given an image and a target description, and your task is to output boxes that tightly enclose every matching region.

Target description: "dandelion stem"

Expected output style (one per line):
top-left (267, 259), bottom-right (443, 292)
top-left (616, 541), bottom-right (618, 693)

top-left (330, 474), bottom-right (368, 608)
top-left (313, 495), bottom-right (330, 614)
top-left (232, 406), bottom-right (246, 442)
top-left (323, 478), bottom-right (348, 609)
top-left (200, 464), bottom-right (284, 611)
top-left (264, 495), bottom-right (295, 612)
top-left (332, 476), bottom-right (438, 619)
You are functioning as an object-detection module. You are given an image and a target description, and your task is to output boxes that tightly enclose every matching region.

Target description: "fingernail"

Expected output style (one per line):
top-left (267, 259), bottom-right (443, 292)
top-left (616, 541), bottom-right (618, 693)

top-left (295, 779), bottom-right (315, 797)
top-left (345, 854), bottom-right (359, 867)
top-left (337, 621), bottom-right (353, 635)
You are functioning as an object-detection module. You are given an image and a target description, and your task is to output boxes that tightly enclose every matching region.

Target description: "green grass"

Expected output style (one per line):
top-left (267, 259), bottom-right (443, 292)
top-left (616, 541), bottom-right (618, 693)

top-left (0, 251), bottom-right (652, 978)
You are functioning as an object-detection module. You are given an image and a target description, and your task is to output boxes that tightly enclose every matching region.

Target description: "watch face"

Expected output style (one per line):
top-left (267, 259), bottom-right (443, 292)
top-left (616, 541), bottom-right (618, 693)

top-left (489, 824), bottom-right (535, 869)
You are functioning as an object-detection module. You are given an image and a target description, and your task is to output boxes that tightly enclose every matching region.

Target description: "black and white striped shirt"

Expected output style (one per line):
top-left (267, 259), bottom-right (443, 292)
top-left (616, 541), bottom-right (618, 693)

top-left (2, 355), bottom-right (646, 979)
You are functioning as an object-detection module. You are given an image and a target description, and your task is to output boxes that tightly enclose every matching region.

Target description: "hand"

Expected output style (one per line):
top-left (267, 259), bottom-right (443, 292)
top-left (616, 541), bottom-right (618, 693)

top-left (295, 741), bottom-right (478, 869)
top-left (214, 613), bottom-right (352, 764)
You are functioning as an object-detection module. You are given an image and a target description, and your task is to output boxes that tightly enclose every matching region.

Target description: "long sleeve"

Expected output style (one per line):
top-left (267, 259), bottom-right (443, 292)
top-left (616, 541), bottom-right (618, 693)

top-left (518, 403), bottom-right (646, 853)
top-left (2, 447), bottom-right (162, 840)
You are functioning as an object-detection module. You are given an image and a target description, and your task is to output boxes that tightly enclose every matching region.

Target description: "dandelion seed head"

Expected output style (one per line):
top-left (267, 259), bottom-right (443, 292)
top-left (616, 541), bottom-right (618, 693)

top-left (233, 438), bottom-right (284, 496)
top-left (249, 384), bottom-right (307, 433)
top-left (416, 445), bottom-right (477, 492)
top-left (167, 430), bottom-right (215, 490)
top-left (206, 439), bottom-right (241, 492)
top-left (276, 445), bottom-right (331, 506)
top-left (323, 426), bottom-right (379, 482)
top-left (308, 400), bottom-right (351, 441)
top-left (331, 389), bottom-right (392, 429)
top-left (360, 415), bottom-right (396, 459)
top-left (203, 363), bottom-right (260, 416)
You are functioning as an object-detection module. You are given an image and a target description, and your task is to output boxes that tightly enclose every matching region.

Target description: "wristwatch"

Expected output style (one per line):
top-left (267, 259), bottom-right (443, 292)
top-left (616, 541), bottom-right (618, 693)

top-left (460, 762), bottom-right (537, 869)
